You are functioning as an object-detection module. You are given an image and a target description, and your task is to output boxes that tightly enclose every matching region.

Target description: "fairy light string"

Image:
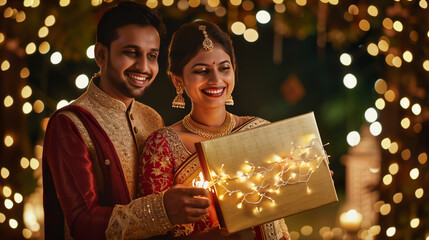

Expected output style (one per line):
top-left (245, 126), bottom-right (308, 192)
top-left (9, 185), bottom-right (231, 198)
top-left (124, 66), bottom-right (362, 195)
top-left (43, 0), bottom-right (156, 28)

top-left (193, 138), bottom-right (329, 212)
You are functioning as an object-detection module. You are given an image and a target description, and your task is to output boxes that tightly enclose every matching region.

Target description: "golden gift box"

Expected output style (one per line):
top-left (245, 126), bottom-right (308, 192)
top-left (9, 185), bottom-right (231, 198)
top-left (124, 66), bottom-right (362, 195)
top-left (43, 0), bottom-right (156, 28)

top-left (195, 112), bottom-right (338, 233)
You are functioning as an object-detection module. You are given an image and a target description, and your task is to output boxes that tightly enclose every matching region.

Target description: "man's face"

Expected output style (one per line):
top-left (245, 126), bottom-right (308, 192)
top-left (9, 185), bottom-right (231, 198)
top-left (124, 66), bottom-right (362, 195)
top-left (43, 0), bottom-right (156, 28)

top-left (99, 24), bottom-right (160, 103)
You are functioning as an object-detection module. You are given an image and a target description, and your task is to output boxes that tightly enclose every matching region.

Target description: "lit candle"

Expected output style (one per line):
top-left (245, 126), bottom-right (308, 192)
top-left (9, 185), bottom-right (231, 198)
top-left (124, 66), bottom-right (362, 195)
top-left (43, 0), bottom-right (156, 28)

top-left (339, 209), bottom-right (363, 232)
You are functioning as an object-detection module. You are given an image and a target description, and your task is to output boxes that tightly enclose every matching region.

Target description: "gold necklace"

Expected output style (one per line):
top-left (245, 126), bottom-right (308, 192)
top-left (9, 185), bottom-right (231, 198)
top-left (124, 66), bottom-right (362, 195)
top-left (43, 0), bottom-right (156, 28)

top-left (182, 112), bottom-right (236, 139)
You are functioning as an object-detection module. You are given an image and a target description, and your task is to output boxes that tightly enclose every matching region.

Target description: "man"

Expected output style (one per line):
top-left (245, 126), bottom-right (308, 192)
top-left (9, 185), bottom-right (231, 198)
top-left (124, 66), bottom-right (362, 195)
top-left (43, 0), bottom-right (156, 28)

top-left (42, 2), bottom-right (210, 239)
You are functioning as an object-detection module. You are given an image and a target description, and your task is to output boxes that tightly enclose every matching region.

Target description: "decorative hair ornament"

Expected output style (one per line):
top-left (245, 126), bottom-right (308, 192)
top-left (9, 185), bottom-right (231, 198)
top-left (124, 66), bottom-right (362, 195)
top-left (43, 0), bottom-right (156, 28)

top-left (172, 87), bottom-right (185, 109)
top-left (199, 25), bottom-right (214, 51)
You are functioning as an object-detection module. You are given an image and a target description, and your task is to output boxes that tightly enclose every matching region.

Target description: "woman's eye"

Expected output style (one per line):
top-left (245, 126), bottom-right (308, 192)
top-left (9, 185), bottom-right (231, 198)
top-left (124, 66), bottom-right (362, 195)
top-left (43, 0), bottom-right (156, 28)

top-left (219, 66), bottom-right (231, 72)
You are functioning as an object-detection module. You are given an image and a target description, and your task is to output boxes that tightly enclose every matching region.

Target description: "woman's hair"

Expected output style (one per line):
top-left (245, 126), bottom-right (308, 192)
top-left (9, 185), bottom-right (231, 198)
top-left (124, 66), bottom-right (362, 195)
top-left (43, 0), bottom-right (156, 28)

top-left (168, 20), bottom-right (236, 77)
top-left (96, 1), bottom-right (165, 48)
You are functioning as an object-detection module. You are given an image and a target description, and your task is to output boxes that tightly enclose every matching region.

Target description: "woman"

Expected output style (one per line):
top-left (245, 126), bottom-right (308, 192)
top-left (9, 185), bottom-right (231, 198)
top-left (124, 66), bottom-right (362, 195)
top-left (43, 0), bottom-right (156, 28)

top-left (138, 20), bottom-right (290, 240)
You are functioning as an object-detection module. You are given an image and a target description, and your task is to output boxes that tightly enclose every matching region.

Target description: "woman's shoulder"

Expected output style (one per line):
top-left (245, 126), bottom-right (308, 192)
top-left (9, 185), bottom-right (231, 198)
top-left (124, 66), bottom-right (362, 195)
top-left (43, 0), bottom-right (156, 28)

top-left (235, 115), bottom-right (270, 132)
top-left (146, 127), bottom-right (181, 145)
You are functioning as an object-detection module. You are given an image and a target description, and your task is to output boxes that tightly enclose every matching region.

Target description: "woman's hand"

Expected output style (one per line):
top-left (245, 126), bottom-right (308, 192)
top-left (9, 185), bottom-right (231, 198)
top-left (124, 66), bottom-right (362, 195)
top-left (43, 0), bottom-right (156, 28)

top-left (164, 184), bottom-right (211, 225)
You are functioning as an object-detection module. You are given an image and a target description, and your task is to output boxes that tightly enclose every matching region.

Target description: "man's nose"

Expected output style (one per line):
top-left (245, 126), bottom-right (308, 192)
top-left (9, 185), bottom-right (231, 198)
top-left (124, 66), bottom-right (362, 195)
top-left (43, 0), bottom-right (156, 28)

top-left (135, 56), bottom-right (149, 72)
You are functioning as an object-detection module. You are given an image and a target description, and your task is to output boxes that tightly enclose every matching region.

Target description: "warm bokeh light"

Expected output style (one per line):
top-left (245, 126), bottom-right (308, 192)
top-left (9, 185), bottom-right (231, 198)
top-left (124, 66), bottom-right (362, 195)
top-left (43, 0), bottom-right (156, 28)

top-left (400, 97), bottom-right (410, 109)
top-left (388, 142), bottom-right (398, 154)
top-left (29, 158), bottom-right (39, 170)
top-left (343, 73), bottom-right (357, 89)
top-left (50, 51), bottom-right (62, 64)
top-left (401, 149), bottom-right (411, 160)
top-left (301, 225), bottom-right (313, 236)
top-left (256, 10), bottom-right (271, 24)
top-left (364, 108), bottom-right (377, 122)
top-left (22, 102), bottom-right (32, 114)
top-left (382, 18), bottom-right (393, 29)
top-left (378, 39), bottom-right (389, 52)
top-left (369, 121), bottom-right (382, 136)
top-left (1, 60), bottom-right (10, 71)
top-left (403, 50), bottom-right (413, 62)
top-left (346, 131), bottom-right (360, 146)
top-left (9, 218), bottom-right (18, 229)
top-left (33, 100), bottom-right (45, 113)
top-left (382, 174), bottom-right (392, 185)
top-left (39, 41), bottom-right (50, 54)
top-left (25, 42), bottom-right (36, 55)
top-left (423, 60), bottom-right (429, 71)
top-left (410, 218), bottom-right (420, 228)
top-left (375, 98), bottom-right (385, 110)
top-left (348, 5), bottom-right (359, 15)
top-left (14, 193), bottom-right (23, 204)
top-left (386, 227), bottom-right (396, 237)
top-left (367, 5), bottom-right (378, 16)
top-left (381, 138), bottom-right (391, 149)
top-left (188, 0), bottom-right (200, 7)
top-left (388, 163), bottom-right (399, 175)
top-left (4, 95), bottom-right (13, 107)
top-left (20, 157), bottom-right (30, 169)
top-left (162, 0), bottom-right (174, 6)
top-left (359, 19), bottom-right (370, 31)
top-left (274, 3), bottom-right (286, 13)
top-left (230, 0), bottom-right (242, 6)
top-left (401, 118), bottom-right (410, 129)
top-left (380, 203), bottom-right (391, 215)
top-left (4, 135), bottom-right (14, 147)
top-left (374, 79), bottom-right (387, 94)
top-left (393, 21), bottom-right (403, 32)
top-left (56, 100), bottom-right (70, 109)
top-left (384, 90), bottom-right (396, 102)
top-left (409, 168), bottom-right (419, 180)
top-left (207, 0), bottom-right (220, 7)
top-left (418, 152), bottom-right (427, 164)
top-left (340, 53), bottom-right (352, 66)
top-left (367, 43), bottom-right (379, 56)
top-left (411, 103), bottom-right (422, 115)
top-left (44, 15), bottom-right (56, 27)
top-left (59, 0), bottom-right (71, 7)
top-left (38, 26), bottom-right (49, 38)
top-left (393, 192), bottom-right (403, 203)
top-left (243, 28), bottom-right (258, 42)
top-left (415, 188), bottom-right (424, 199)
top-left (242, 0), bottom-right (254, 11)
top-left (21, 85), bottom-right (32, 98)
top-left (75, 74), bottom-right (89, 89)
top-left (231, 21), bottom-right (246, 35)
top-left (1, 167), bottom-right (9, 179)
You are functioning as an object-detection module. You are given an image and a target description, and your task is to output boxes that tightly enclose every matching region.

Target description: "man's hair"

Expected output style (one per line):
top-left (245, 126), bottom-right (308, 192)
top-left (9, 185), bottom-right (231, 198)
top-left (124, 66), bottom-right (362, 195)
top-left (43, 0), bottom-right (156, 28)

top-left (96, 1), bottom-right (165, 48)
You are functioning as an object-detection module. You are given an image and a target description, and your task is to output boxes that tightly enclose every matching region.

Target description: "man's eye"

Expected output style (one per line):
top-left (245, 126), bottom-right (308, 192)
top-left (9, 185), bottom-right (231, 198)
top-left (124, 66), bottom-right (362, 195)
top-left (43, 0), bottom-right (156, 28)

top-left (148, 54), bottom-right (158, 60)
top-left (124, 51), bottom-right (137, 56)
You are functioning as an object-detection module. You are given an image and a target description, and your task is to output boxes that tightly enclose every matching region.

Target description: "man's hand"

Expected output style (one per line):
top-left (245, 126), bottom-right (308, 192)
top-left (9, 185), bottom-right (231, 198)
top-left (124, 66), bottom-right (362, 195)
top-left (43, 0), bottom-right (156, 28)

top-left (164, 184), bottom-right (211, 225)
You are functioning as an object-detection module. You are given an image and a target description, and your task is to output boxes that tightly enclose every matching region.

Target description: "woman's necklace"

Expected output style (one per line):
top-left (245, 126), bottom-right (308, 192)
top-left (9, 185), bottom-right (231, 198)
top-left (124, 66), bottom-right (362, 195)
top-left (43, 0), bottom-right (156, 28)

top-left (182, 112), bottom-right (236, 139)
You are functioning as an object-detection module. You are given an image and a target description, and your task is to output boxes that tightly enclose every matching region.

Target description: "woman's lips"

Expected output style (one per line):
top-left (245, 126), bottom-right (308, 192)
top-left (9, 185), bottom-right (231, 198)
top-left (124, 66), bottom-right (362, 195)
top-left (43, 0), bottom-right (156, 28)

top-left (202, 87), bottom-right (225, 97)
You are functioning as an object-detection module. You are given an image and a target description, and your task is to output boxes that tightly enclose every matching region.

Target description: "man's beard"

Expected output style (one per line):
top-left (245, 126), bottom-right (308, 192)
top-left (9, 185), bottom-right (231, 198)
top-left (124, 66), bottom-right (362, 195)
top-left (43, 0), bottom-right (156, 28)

top-left (105, 57), bottom-right (153, 99)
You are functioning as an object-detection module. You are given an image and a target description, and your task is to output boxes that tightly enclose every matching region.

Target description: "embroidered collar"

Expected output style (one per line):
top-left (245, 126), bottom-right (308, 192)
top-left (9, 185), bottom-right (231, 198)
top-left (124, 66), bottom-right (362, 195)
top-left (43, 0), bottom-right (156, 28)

top-left (86, 76), bottom-right (135, 112)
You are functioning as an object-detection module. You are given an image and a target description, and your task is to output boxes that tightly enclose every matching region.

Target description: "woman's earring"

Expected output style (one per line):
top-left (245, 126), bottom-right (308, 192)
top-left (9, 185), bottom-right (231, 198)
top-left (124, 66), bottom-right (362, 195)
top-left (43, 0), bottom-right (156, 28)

top-left (225, 95), bottom-right (234, 106)
top-left (172, 87), bottom-right (185, 109)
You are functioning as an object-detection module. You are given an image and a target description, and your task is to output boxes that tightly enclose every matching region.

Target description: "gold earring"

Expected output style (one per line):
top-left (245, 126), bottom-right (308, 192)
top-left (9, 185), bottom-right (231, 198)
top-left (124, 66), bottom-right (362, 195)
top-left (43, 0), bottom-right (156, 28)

top-left (172, 87), bottom-right (185, 109)
top-left (225, 95), bottom-right (234, 106)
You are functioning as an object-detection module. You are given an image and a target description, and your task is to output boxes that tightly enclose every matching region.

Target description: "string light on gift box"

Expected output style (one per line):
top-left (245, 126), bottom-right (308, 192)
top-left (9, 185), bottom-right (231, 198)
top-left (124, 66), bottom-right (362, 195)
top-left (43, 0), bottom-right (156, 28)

top-left (194, 138), bottom-right (329, 212)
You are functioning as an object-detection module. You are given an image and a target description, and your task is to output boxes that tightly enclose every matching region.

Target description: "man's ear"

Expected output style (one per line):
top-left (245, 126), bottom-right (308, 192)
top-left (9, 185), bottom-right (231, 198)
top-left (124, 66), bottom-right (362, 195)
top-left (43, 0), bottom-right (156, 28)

top-left (94, 42), bottom-right (108, 68)
top-left (170, 73), bottom-right (184, 89)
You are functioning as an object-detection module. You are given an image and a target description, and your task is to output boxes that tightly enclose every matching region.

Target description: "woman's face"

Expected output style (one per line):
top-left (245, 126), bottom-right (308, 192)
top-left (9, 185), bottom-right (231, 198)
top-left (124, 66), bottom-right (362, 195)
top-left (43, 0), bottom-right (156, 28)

top-left (179, 45), bottom-right (234, 110)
